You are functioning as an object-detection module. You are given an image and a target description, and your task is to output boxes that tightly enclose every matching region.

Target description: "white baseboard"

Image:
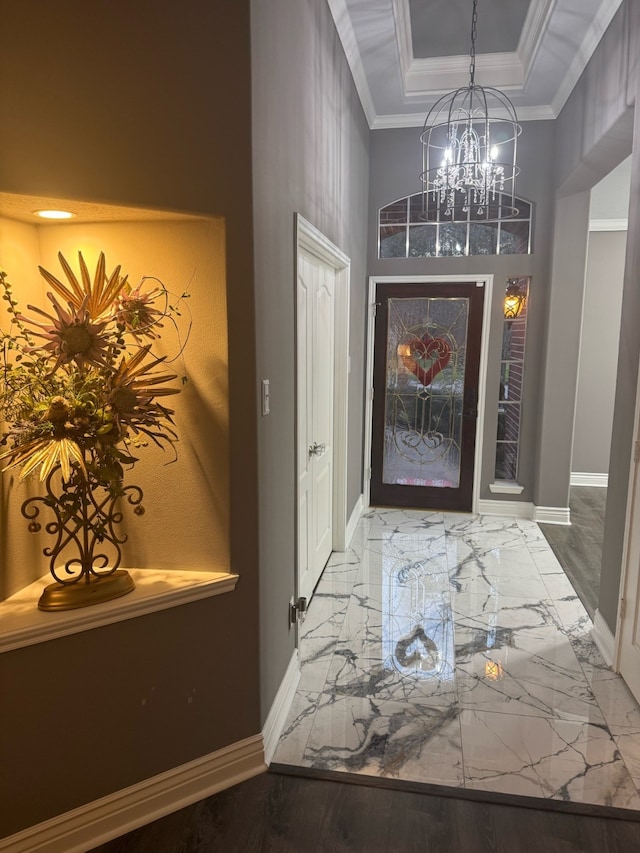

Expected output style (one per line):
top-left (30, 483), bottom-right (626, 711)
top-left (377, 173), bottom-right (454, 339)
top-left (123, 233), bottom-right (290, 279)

top-left (262, 649), bottom-right (301, 765)
top-left (570, 472), bottom-right (609, 487)
top-left (477, 499), bottom-right (534, 519)
top-left (1, 735), bottom-right (265, 853)
top-left (592, 609), bottom-right (616, 666)
top-left (477, 500), bottom-right (572, 526)
top-left (346, 494), bottom-right (364, 547)
top-left (533, 505), bottom-right (571, 525)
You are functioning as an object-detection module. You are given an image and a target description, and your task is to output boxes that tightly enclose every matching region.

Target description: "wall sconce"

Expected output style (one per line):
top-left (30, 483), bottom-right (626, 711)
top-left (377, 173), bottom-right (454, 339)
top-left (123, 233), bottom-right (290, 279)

top-left (504, 279), bottom-right (526, 319)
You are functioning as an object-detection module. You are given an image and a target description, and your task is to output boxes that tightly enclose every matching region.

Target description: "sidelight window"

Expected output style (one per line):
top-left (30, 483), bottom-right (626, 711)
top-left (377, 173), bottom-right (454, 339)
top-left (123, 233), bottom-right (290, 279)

top-left (494, 277), bottom-right (530, 483)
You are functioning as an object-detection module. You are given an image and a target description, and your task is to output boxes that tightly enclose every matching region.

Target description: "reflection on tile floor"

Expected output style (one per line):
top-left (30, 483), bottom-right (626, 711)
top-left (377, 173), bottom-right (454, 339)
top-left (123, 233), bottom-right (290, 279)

top-left (274, 509), bottom-right (640, 809)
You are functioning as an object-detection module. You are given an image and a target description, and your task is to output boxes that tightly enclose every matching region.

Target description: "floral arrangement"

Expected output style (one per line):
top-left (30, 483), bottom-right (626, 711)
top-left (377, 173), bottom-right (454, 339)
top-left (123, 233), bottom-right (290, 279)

top-left (0, 252), bottom-right (187, 495)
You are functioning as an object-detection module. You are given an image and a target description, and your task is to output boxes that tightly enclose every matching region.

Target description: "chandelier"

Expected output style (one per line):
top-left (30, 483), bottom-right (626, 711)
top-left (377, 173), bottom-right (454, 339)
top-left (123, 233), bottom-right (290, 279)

top-left (420, 0), bottom-right (521, 223)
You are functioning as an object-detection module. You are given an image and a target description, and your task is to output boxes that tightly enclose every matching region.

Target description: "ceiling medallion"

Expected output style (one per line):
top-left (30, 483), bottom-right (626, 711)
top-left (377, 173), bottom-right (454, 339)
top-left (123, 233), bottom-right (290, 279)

top-left (419, 0), bottom-right (521, 223)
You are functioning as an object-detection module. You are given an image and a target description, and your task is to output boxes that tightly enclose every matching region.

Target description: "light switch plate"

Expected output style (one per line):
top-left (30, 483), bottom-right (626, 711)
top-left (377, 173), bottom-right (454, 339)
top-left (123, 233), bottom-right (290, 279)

top-left (261, 379), bottom-right (270, 415)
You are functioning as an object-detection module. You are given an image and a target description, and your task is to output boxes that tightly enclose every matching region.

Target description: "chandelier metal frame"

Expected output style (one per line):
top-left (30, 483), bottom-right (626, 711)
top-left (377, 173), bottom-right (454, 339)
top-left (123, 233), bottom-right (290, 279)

top-left (420, 0), bottom-right (522, 224)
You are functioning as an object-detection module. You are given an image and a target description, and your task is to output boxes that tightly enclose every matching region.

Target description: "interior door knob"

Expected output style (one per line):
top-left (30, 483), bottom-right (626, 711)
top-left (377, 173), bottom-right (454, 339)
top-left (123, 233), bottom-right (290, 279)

top-left (308, 442), bottom-right (326, 457)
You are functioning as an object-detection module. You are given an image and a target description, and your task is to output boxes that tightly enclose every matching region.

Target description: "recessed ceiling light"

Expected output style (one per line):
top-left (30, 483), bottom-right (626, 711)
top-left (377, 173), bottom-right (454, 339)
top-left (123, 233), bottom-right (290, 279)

top-left (34, 209), bottom-right (76, 220)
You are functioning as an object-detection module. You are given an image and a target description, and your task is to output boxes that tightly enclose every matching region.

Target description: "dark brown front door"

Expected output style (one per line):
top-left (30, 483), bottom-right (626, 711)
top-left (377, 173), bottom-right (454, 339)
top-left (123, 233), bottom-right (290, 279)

top-left (370, 281), bottom-right (484, 512)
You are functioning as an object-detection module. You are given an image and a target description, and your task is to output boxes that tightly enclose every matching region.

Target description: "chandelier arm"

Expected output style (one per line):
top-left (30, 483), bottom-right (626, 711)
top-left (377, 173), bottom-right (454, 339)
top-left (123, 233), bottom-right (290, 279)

top-left (509, 130), bottom-right (519, 211)
top-left (477, 83), bottom-right (490, 203)
top-left (480, 87), bottom-right (521, 127)
top-left (420, 87), bottom-right (474, 137)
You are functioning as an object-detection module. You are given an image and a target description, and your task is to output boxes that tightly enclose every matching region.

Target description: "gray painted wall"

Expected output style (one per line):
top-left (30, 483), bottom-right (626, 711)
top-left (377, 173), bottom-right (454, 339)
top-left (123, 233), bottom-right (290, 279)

top-left (535, 191), bottom-right (590, 508)
top-left (554, 5), bottom-right (636, 197)
top-left (590, 157), bottom-right (632, 220)
top-left (251, 0), bottom-right (370, 720)
top-left (572, 230), bottom-right (626, 475)
top-left (368, 121), bottom-right (556, 503)
top-left (552, 0), bottom-right (640, 630)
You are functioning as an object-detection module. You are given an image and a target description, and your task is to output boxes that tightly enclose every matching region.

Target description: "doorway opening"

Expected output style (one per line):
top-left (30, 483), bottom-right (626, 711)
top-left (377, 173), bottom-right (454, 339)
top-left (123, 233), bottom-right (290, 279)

top-left (539, 157), bottom-right (631, 619)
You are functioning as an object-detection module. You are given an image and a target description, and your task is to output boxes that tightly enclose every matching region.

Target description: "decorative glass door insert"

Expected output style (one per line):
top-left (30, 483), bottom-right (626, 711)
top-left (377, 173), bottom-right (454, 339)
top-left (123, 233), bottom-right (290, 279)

top-left (371, 282), bottom-right (484, 512)
top-left (384, 297), bottom-right (468, 488)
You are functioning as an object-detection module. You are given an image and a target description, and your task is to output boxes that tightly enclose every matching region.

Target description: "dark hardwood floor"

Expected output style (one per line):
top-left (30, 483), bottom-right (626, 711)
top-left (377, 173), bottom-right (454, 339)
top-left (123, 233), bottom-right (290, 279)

top-left (539, 485), bottom-right (606, 617)
top-left (91, 766), bottom-right (640, 853)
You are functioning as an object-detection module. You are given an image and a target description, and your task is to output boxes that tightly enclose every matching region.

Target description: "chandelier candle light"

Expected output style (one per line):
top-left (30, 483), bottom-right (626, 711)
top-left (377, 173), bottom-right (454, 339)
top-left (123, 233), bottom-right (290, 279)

top-left (0, 253), bottom-right (189, 611)
top-left (420, 0), bottom-right (521, 223)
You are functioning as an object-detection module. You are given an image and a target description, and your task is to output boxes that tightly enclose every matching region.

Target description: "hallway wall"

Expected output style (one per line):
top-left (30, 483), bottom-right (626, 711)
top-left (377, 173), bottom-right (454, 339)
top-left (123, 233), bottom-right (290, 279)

top-left (251, 0), bottom-right (370, 719)
top-left (0, 0), bottom-right (260, 837)
top-left (572, 229), bottom-right (626, 476)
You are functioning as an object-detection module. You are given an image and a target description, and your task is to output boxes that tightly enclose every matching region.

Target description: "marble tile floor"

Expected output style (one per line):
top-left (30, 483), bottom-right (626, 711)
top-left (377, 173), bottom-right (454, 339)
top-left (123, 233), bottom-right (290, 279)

top-left (273, 509), bottom-right (640, 810)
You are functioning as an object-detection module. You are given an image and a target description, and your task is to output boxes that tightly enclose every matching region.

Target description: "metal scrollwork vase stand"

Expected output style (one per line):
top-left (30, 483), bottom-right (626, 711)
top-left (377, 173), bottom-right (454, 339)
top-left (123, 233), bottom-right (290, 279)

top-left (22, 467), bottom-right (144, 611)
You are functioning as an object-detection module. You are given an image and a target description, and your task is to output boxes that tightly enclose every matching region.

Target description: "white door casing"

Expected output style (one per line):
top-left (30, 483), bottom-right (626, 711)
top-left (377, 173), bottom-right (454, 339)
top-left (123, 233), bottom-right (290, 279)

top-left (295, 215), bottom-right (350, 605)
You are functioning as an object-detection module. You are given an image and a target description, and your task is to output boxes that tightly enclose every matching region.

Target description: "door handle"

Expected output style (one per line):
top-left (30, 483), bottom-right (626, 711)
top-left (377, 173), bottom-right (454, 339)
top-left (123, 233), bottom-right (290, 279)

top-left (462, 387), bottom-right (478, 421)
top-left (308, 442), bottom-right (326, 457)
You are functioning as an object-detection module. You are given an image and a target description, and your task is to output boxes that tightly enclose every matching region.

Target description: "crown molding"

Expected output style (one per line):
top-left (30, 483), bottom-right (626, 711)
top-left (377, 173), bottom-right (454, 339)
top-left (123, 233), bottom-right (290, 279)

top-left (395, 0), bottom-right (553, 97)
top-left (404, 52), bottom-right (524, 95)
top-left (329, 0), bottom-right (621, 131)
top-left (371, 103), bottom-right (556, 130)
top-left (326, 0), bottom-right (377, 127)
top-left (517, 104), bottom-right (558, 121)
top-left (518, 0), bottom-right (557, 84)
top-left (392, 0), bottom-right (413, 84)
top-left (551, 0), bottom-right (624, 117)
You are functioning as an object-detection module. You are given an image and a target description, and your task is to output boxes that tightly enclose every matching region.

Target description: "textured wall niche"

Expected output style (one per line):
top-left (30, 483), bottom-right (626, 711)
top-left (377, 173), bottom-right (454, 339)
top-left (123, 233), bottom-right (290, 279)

top-left (0, 195), bottom-right (229, 601)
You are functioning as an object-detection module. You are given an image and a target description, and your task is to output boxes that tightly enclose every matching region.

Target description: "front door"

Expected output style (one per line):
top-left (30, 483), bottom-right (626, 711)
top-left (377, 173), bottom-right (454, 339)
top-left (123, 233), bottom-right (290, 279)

top-left (297, 247), bottom-right (335, 602)
top-left (370, 282), bottom-right (484, 512)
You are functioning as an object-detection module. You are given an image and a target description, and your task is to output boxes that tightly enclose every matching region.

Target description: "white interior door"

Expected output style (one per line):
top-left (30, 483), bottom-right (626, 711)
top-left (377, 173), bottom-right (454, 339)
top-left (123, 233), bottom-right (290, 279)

top-left (297, 248), bottom-right (335, 602)
top-left (617, 425), bottom-right (640, 702)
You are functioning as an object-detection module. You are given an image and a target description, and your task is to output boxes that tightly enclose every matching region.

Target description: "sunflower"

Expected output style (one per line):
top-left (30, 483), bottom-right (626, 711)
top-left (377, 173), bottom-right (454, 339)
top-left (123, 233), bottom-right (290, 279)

top-left (0, 435), bottom-right (86, 482)
top-left (107, 345), bottom-right (180, 446)
top-left (0, 254), bottom-right (188, 492)
top-left (38, 251), bottom-right (129, 320)
top-left (18, 293), bottom-right (112, 372)
top-left (116, 283), bottom-right (165, 340)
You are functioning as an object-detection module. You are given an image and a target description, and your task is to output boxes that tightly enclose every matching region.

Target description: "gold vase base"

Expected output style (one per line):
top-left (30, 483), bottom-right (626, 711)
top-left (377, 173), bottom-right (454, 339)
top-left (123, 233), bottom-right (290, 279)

top-left (38, 570), bottom-right (135, 612)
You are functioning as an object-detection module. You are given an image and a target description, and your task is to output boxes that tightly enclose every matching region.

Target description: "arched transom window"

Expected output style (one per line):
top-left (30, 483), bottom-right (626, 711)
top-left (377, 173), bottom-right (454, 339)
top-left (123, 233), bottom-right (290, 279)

top-left (378, 192), bottom-right (532, 259)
